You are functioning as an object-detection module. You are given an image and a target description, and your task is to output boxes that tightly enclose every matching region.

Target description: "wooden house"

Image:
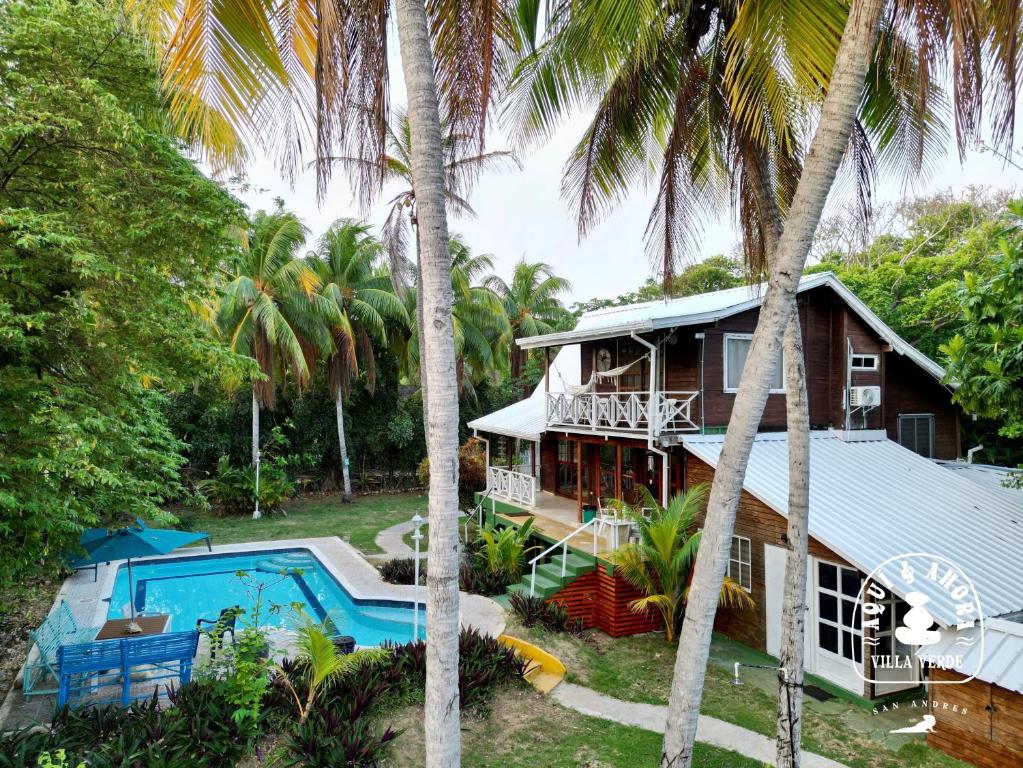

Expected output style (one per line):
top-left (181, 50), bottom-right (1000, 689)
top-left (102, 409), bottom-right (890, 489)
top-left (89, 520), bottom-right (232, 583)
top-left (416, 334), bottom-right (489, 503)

top-left (468, 272), bottom-right (1023, 725)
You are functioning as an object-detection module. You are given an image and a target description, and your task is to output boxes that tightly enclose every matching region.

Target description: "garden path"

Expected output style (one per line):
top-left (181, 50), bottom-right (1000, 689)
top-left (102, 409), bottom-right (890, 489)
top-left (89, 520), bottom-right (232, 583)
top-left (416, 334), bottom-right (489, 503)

top-left (374, 517), bottom-right (427, 560)
top-left (552, 681), bottom-right (848, 768)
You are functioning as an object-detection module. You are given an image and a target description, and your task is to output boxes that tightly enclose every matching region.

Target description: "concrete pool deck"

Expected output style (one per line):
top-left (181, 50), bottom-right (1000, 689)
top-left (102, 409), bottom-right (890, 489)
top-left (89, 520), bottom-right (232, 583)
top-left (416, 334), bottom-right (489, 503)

top-left (0, 536), bottom-right (505, 730)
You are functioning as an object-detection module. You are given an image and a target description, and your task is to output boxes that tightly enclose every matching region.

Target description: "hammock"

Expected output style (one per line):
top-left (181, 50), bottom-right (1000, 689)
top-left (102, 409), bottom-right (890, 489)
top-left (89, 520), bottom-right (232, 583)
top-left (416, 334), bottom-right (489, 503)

top-left (558, 355), bottom-right (647, 396)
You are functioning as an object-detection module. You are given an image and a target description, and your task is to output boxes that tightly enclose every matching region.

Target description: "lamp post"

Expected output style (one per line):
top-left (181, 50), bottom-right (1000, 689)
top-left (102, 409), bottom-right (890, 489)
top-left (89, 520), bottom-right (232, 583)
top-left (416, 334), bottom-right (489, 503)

top-left (411, 513), bottom-right (424, 641)
top-left (253, 450), bottom-right (261, 520)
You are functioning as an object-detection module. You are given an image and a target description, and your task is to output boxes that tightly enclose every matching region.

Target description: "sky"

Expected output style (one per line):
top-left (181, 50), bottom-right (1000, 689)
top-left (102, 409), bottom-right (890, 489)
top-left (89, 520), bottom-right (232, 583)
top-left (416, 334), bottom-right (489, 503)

top-left (229, 101), bottom-right (1022, 306)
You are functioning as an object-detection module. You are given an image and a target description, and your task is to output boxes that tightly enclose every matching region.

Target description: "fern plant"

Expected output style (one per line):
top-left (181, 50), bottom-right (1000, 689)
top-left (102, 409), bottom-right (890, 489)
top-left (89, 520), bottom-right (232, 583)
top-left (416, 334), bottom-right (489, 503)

top-left (609, 485), bottom-right (754, 641)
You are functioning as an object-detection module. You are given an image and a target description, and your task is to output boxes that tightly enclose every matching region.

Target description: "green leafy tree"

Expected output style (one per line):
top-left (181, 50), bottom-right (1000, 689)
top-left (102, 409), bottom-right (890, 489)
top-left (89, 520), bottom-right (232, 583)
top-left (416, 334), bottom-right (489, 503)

top-left (0, 0), bottom-right (243, 582)
top-left (311, 220), bottom-right (408, 500)
top-left (942, 202), bottom-right (1023, 462)
top-left (486, 260), bottom-right (571, 379)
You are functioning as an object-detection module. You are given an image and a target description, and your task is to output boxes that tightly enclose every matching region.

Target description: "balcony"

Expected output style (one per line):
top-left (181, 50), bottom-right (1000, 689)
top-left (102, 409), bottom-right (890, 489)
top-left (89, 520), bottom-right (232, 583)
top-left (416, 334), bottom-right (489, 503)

top-left (545, 390), bottom-right (699, 435)
top-left (487, 465), bottom-right (537, 508)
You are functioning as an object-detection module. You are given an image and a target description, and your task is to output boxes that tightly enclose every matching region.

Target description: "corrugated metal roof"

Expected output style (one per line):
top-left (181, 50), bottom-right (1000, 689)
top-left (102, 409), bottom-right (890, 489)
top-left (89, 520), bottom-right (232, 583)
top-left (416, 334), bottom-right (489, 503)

top-left (467, 345), bottom-right (579, 440)
top-left (924, 618), bottom-right (1023, 693)
top-left (935, 460), bottom-right (1023, 496)
top-left (467, 396), bottom-right (547, 441)
top-left (682, 431), bottom-right (1023, 625)
top-left (517, 272), bottom-right (947, 383)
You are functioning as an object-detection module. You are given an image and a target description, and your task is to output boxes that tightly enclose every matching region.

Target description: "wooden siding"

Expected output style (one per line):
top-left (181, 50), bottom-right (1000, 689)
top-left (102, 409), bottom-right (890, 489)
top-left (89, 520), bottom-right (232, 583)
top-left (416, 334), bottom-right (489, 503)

top-left (926, 668), bottom-right (1023, 768)
top-left (547, 566), bottom-right (661, 637)
top-left (884, 353), bottom-right (960, 459)
top-left (571, 285), bottom-right (959, 453)
top-left (685, 456), bottom-right (852, 653)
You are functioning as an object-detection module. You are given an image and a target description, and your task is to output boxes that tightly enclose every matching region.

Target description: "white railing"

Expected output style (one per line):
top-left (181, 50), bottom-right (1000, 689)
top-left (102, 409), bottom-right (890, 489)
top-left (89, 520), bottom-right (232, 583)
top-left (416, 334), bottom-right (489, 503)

top-left (529, 518), bottom-right (597, 597)
top-left (487, 466), bottom-right (536, 508)
top-left (545, 391), bottom-right (699, 433)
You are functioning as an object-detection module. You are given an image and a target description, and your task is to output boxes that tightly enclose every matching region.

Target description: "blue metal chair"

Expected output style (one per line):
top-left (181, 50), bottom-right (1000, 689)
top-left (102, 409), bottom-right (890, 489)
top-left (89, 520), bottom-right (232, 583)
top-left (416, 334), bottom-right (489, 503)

top-left (56, 630), bottom-right (200, 707)
top-left (23, 602), bottom-right (101, 698)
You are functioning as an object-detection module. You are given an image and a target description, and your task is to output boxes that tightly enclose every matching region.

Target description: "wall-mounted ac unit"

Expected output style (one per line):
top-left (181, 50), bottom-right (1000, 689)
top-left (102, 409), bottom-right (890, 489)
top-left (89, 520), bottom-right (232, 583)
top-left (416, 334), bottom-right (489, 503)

top-left (849, 385), bottom-right (881, 407)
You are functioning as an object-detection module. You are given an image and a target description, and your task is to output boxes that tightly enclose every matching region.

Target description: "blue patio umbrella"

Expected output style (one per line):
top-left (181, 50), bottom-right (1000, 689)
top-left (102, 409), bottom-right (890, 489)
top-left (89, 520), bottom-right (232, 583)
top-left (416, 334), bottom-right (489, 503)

top-left (72, 519), bottom-right (212, 632)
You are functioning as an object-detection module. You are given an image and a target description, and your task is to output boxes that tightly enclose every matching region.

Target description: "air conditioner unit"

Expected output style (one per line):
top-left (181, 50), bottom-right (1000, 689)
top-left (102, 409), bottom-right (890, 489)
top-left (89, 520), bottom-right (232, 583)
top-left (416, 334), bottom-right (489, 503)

top-left (849, 385), bottom-right (881, 407)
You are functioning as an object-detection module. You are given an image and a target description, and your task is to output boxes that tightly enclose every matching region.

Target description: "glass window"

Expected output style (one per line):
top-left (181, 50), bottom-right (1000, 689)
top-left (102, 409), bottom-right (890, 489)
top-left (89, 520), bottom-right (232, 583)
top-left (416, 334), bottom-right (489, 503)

top-left (724, 334), bottom-right (782, 392)
top-left (726, 536), bottom-right (753, 592)
top-left (851, 353), bottom-right (879, 371)
top-left (898, 414), bottom-right (934, 458)
top-left (816, 561), bottom-right (863, 663)
top-left (818, 562), bottom-right (837, 591)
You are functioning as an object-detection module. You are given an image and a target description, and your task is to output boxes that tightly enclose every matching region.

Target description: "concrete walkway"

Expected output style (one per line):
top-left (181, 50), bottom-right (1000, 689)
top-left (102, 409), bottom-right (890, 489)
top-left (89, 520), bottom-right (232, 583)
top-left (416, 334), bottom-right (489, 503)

top-left (374, 517), bottom-right (426, 560)
top-left (552, 681), bottom-right (847, 768)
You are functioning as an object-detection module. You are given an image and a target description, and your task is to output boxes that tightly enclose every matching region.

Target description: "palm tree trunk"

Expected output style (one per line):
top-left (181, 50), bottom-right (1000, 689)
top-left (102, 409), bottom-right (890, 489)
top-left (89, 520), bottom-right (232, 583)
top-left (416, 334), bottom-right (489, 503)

top-left (777, 313), bottom-right (810, 768)
top-left (393, 2), bottom-right (462, 767)
top-left (659, 1), bottom-right (884, 765)
top-left (416, 229), bottom-right (429, 435)
top-left (749, 139), bottom-right (812, 768)
top-left (335, 384), bottom-right (353, 502)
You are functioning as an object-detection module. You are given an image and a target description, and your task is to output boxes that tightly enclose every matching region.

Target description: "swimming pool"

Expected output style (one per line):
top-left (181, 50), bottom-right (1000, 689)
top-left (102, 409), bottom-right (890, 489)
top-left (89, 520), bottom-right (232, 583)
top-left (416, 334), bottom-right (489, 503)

top-left (106, 548), bottom-right (425, 646)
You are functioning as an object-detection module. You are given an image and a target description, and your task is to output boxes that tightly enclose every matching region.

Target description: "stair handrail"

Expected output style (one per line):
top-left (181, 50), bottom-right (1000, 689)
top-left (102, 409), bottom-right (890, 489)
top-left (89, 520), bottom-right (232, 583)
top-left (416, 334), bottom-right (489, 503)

top-left (527, 517), bottom-right (597, 597)
top-left (463, 487), bottom-right (493, 542)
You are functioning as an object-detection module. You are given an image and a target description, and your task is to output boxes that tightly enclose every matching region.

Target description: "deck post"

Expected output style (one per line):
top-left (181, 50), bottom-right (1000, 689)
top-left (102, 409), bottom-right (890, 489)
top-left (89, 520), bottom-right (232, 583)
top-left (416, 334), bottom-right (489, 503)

top-left (576, 440), bottom-right (583, 522)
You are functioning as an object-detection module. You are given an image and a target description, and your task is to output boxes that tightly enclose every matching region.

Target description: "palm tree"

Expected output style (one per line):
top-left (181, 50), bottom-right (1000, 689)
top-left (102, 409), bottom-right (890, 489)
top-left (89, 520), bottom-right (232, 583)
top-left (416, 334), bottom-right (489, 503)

top-left (512, 3), bottom-right (1017, 765)
top-left (609, 486), bottom-right (753, 642)
top-left (486, 260), bottom-right (571, 380)
top-left (130, 2), bottom-right (520, 760)
top-left (219, 209), bottom-right (321, 517)
top-left (311, 220), bottom-right (409, 502)
top-left (325, 108), bottom-right (519, 299)
top-left (398, 237), bottom-right (510, 395)
top-left (275, 616), bottom-right (388, 725)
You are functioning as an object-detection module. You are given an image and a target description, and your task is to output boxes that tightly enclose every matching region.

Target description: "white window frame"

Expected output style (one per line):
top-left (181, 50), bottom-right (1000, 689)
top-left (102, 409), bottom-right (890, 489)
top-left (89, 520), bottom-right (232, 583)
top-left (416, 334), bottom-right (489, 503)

top-left (850, 353), bottom-right (879, 371)
top-left (723, 333), bottom-right (784, 394)
top-left (726, 535), bottom-right (753, 592)
top-left (815, 561), bottom-right (863, 664)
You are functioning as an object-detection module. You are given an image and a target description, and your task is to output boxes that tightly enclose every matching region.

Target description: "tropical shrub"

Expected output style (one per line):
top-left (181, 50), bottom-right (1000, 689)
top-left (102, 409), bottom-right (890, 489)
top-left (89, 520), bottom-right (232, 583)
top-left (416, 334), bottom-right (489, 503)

top-left (476, 517), bottom-right (536, 581)
top-left (281, 707), bottom-right (398, 768)
top-left (274, 619), bottom-right (388, 724)
top-left (0, 684), bottom-right (252, 768)
top-left (417, 436), bottom-right (488, 497)
top-left (196, 456), bottom-right (294, 516)
top-left (509, 593), bottom-right (577, 633)
top-left (610, 485), bottom-right (755, 641)
top-left (388, 628), bottom-right (528, 709)
top-left (378, 557), bottom-right (425, 585)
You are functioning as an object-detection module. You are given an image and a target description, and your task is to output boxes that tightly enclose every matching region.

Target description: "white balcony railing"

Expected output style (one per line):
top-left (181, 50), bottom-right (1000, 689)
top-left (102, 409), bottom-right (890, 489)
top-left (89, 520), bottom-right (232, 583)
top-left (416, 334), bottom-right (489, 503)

top-left (487, 466), bottom-right (537, 508)
top-left (545, 391), bottom-right (699, 434)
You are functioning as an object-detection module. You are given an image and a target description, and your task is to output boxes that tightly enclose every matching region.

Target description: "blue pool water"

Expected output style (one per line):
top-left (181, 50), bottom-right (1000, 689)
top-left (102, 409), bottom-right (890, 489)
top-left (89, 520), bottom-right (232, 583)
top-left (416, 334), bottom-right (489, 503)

top-left (107, 549), bottom-right (424, 646)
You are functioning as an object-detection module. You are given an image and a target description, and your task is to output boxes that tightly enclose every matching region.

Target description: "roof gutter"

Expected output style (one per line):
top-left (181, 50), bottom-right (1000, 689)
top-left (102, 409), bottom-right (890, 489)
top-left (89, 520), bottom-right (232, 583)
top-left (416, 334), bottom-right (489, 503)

top-left (517, 321), bottom-right (652, 350)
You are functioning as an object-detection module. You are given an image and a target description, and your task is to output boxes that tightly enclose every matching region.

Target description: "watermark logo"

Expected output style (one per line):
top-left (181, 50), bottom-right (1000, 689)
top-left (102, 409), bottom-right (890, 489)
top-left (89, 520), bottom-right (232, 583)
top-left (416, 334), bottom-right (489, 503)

top-left (855, 553), bottom-right (984, 688)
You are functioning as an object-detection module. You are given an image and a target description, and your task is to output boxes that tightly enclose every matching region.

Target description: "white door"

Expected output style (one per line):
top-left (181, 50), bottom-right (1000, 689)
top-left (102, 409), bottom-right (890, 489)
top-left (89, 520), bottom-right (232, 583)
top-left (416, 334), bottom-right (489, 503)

top-left (810, 558), bottom-right (866, 694)
top-left (763, 544), bottom-right (813, 669)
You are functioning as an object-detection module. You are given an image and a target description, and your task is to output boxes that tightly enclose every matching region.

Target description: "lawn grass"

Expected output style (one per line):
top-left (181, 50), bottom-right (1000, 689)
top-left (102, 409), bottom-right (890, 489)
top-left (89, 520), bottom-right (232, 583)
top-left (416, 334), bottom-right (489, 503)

top-left (504, 619), bottom-right (971, 768)
top-left (387, 685), bottom-right (763, 768)
top-left (184, 491), bottom-right (427, 555)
